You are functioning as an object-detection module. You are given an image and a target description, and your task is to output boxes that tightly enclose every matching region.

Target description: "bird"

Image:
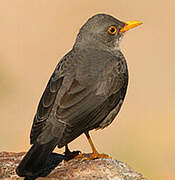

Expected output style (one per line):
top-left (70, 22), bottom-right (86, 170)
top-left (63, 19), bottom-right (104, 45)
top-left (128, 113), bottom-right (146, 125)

top-left (16, 13), bottom-right (142, 177)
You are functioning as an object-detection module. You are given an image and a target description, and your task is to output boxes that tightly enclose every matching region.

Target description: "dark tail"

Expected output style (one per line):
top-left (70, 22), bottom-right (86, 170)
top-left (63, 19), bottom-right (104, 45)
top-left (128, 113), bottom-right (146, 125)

top-left (16, 139), bottom-right (58, 177)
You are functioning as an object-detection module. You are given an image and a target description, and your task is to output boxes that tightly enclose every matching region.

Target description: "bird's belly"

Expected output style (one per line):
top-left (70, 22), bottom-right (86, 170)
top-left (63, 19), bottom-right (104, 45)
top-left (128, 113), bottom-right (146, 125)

top-left (97, 99), bottom-right (123, 129)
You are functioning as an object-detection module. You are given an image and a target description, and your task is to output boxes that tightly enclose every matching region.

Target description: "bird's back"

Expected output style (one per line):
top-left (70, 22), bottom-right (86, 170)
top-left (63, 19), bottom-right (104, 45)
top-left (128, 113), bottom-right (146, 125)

top-left (30, 47), bottom-right (128, 148)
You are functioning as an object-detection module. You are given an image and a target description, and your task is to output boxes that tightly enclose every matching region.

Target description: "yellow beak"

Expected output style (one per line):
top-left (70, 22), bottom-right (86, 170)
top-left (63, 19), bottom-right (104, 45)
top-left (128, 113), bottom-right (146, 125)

top-left (120, 20), bottom-right (142, 32)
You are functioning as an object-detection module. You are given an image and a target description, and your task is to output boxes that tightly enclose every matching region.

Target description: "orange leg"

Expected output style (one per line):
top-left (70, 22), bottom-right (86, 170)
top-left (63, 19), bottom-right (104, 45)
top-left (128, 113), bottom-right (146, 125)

top-left (74, 131), bottom-right (111, 160)
top-left (84, 131), bottom-right (111, 159)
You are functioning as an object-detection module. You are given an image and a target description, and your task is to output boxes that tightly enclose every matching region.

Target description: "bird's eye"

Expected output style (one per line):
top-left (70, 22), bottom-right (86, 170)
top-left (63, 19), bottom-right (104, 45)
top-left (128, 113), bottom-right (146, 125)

top-left (108, 26), bottom-right (117, 35)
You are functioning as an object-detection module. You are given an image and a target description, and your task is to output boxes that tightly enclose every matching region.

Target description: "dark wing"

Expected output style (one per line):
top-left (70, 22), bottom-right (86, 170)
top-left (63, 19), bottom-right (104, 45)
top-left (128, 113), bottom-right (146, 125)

top-left (30, 49), bottom-right (128, 148)
top-left (56, 53), bottom-right (128, 147)
top-left (30, 58), bottom-right (64, 144)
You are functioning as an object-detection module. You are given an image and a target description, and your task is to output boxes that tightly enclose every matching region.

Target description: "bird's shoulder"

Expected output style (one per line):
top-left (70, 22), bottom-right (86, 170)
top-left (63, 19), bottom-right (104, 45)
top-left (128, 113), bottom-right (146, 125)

top-left (86, 49), bottom-right (128, 96)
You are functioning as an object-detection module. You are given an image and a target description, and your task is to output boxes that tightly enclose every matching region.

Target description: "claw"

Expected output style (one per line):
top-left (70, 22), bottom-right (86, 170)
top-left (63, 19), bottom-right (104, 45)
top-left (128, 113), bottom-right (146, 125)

top-left (74, 152), bottom-right (111, 160)
top-left (88, 152), bottom-right (111, 160)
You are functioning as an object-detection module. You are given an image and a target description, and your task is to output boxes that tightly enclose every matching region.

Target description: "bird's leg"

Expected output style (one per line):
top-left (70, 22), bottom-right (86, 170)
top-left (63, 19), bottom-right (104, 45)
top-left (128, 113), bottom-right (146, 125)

top-left (73, 131), bottom-right (111, 160)
top-left (85, 131), bottom-right (111, 159)
top-left (64, 144), bottom-right (80, 161)
top-left (85, 131), bottom-right (98, 156)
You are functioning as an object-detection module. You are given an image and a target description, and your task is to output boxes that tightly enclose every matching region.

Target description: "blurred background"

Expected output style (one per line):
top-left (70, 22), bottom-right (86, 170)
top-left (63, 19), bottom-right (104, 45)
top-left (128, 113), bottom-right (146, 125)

top-left (0, 0), bottom-right (175, 179)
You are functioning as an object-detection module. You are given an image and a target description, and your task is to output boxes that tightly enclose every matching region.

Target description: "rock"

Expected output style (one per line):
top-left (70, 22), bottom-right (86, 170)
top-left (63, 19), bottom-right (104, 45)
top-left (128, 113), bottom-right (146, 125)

top-left (0, 152), bottom-right (25, 180)
top-left (0, 152), bottom-right (147, 180)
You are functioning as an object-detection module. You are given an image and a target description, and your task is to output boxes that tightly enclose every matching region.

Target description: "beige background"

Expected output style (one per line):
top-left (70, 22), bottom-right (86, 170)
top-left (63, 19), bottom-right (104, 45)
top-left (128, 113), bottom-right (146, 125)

top-left (0, 0), bottom-right (175, 179)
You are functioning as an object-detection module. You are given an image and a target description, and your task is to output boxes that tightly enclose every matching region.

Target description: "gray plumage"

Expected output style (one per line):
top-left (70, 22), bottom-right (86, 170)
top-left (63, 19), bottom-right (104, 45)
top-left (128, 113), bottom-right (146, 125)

top-left (16, 14), bottom-right (128, 177)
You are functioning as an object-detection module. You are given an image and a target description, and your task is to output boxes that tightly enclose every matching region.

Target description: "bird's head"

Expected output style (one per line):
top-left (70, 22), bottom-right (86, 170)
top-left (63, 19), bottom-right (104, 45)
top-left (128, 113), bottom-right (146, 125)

top-left (74, 14), bottom-right (142, 51)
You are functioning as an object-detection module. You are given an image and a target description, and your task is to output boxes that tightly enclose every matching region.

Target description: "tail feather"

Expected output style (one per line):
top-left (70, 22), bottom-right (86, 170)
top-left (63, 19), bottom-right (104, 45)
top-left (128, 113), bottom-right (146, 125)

top-left (16, 139), bottom-right (57, 177)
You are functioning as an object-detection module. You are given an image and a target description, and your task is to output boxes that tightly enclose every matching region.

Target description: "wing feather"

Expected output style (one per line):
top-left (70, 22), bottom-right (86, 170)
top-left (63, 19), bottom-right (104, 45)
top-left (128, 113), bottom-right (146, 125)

top-left (30, 49), bottom-right (128, 147)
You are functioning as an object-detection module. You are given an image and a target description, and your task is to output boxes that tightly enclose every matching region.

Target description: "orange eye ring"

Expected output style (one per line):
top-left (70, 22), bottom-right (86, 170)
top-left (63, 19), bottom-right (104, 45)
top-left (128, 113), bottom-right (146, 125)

top-left (108, 25), bottom-right (117, 35)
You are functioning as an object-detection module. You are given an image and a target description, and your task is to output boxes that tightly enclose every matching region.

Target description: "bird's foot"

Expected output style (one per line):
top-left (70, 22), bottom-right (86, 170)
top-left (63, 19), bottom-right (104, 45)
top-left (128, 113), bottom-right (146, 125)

top-left (91, 152), bottom-right (110, 159)
top-left (74, 152), bottom-right (111, 160)
top-left (87, 152), bottom-right (111, 160)
top-left (74, 153), bottom-right (85, 159)
top-left (64, 150), bottom-right (81, 161)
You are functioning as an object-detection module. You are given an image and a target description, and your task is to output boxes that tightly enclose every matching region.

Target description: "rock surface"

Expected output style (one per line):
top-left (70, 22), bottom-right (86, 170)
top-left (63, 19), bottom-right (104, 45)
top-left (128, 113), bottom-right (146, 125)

top-left (0, 152), bottom-right (147, 180)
